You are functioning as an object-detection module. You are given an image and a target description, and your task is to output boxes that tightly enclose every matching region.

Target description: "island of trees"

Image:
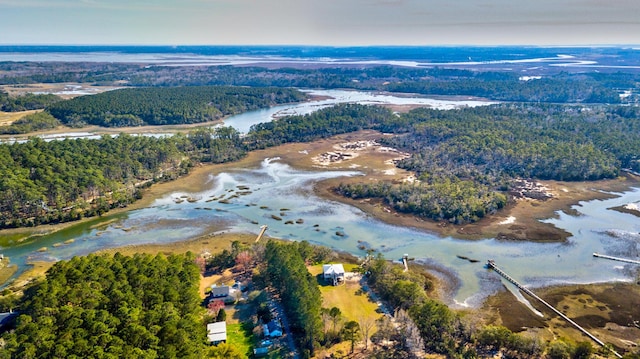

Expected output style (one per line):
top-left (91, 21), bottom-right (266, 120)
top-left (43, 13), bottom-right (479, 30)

top-left (45, 86), bottom-right (305, 127)
top-left (2, 99), bottom-right (640, 228)
top-left (2, 59), bottom-right (638, 105)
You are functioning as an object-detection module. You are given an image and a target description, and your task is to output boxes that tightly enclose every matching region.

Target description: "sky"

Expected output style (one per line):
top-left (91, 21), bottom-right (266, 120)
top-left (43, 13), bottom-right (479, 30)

top-left (0, 0), bottom-right (639, 46)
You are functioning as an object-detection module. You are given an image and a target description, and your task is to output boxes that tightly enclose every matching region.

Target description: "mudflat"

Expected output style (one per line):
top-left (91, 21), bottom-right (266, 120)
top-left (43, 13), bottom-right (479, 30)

top-left (482, 283), bottom-right (640, 353)
top-left (3, 130), bottom-right (638, 353)
top-left (4, 129), bottom-right (638, 247)
top-left (267, 130), bottom-right (639, 242)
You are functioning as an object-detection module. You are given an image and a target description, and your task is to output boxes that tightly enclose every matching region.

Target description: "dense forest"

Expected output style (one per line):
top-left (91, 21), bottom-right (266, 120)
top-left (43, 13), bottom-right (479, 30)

top-left (45, 86), bottom-right (306, 127)
top-left (2, 101), bottom-right (640, 228)
top-left (0, 253), bottom-right (206, 359)
top-left (1, 62), bottom-right (637, 105)
top-left (0, 134), bottom-right (185, 228)
top-left (335, 103), bottom-right (640, 223)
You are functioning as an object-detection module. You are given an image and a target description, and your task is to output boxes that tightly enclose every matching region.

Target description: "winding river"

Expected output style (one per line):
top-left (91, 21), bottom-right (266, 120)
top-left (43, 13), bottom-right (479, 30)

top-left (1, 90), bottom-right (639, 306)
top-left (2, 158), bottom-right (639, 306)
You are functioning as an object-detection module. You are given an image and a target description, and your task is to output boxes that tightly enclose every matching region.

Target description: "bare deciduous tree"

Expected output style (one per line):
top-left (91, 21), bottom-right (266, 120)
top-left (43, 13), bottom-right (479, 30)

top-left (359, 316), bottom-right (376, 351)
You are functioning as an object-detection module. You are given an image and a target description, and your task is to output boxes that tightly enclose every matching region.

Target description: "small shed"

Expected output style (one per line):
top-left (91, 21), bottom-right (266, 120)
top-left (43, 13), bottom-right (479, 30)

top-left (207, 321), bottom-right (227, 344)
top-left (322, 263), bottom-right (345, 285)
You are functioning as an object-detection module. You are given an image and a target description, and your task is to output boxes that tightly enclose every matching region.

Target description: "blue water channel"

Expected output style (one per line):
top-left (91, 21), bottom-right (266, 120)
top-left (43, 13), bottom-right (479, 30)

top-left (2, 158), bottom-right (639, 306)
top-left (1, 90), bottom-right (638, 305)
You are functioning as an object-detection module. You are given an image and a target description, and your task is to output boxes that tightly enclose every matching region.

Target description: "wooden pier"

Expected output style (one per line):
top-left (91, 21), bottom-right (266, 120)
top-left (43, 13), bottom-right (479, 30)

top-left (486, 260), bottom-right (622, 358)
top-left (255, 225), bottom-right (268, 243)
top-left (402, 254), bottom-right (409, 272)
top-left (593, 252), bottom-right (640, 265)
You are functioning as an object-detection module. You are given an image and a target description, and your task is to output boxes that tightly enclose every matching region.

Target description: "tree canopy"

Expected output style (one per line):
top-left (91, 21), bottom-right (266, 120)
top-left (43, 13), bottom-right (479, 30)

top-left (46, 86), bottom-right (305, 127)
top-left (0, 253), bottom-right (206, 359)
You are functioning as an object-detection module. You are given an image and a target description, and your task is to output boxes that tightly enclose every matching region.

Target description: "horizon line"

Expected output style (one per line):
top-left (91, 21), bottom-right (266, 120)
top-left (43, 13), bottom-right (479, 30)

top-left (1, 43), bottom-right (639, 48)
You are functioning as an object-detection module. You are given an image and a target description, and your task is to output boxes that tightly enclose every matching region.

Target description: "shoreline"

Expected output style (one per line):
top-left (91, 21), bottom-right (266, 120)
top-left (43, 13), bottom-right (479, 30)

top-left (481, 281), bottom-right (640, 353)
top-left (2, 130), bottom-right (638, 247)
top-left (2, 130), bottom-right (639, 353)
top-left (2, 131), bottom-right (639, 290)
top-left (0, 90), bottom-right (329, 142)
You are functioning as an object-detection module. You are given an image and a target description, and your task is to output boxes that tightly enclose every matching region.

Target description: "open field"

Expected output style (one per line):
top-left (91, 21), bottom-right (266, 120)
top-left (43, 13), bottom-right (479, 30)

top-left (0, 109), bottom-right (41, 126)
top-left (318, 277), bottom-right (381, 324)
top-left (97, 232), bottom-right (255, 258)
top-left (0, 117), bottom-right (228, 142)
top-left (309, 263), bottom-right (377, 315)
top-left (307, 263), bottom-right (383, 358)
top-left (1, 83), bottom-right (122, 99)
top-left (308, 263), bottom-right (381, 324)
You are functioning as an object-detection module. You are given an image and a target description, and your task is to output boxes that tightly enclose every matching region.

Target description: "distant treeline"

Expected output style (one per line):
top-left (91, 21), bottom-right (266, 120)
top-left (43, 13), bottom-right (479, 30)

top-left (45, 86), bottom-right (306, 127)
top-left (1, 62), bottom-right (637, 104)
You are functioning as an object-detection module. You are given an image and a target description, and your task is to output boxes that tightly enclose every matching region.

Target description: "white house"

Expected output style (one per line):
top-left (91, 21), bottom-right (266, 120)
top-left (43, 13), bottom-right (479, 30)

top-left (210, 284), bottom-right (230, 298)
top-left (207, 321), bottom-right (227, 344)
top-left (322, 264), bottom-right (345, 285)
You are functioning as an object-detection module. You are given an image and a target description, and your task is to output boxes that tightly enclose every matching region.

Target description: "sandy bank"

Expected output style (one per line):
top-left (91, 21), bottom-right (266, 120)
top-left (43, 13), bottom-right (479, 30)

top-left (4, 130), bottom-right (638, 247)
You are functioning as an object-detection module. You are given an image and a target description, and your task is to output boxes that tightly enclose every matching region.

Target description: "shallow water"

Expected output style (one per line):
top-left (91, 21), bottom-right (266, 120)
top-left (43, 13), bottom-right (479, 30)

top-left (223, 89), bottom-right (496, 133)
top-left (1, 89), bottom-right (494, 144)
top-left (2, 159), bottom-right (639, 306)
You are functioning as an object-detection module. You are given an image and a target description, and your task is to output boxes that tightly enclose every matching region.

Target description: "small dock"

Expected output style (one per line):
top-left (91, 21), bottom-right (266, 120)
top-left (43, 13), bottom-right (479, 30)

top-left (402, 254), bottom-right (409, 272)
top-left (255, 225), bottom-right (268, 243)
top-left (593, 252), bottom-right (640, 265)
top-left (487, 260), bottom-right (622, 358)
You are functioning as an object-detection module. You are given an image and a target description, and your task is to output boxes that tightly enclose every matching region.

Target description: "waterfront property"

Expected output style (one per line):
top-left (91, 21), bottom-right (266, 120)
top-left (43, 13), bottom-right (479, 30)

top-left (323, 263), bottom-right (345, 286)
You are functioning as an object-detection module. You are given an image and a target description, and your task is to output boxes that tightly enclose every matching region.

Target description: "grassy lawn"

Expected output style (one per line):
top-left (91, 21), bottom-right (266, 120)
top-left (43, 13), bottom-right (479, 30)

top-left (319, 280), bottom-right (381, 323)
top-left (308, 264), bottom-right (382, 323)
top-left (226, 323), bottom-right (253, 358)
top-left (226, 320), bottom-right (288, 359)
